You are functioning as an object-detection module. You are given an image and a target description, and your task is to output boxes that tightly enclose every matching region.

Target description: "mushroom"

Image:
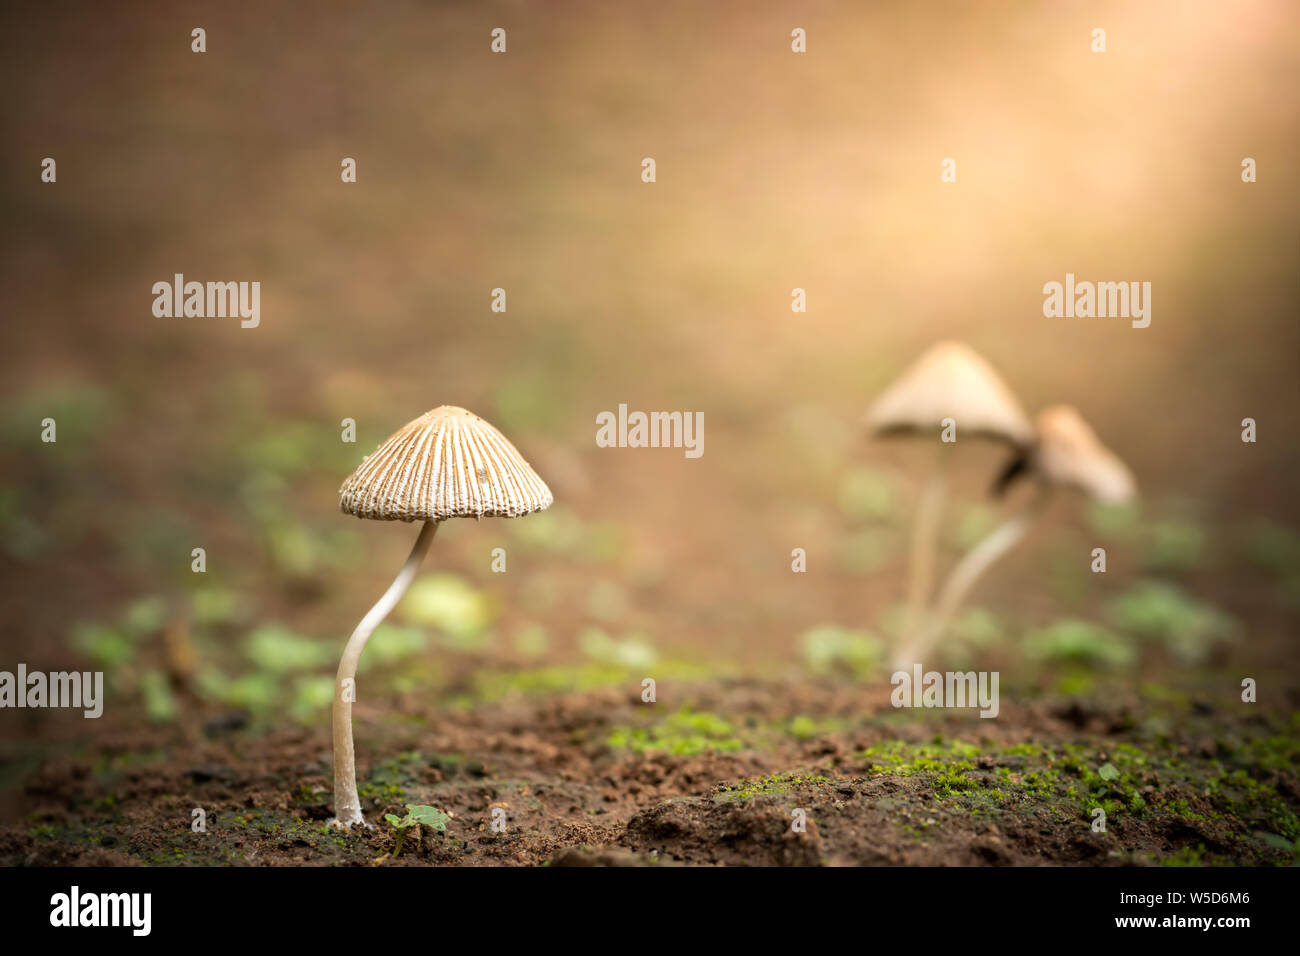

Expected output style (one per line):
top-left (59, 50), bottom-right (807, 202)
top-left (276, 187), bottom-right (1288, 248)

top-left (902, 404), bottom-right (1136, 664)
top-left (330, 405), bottom-right (552, 828)
top-left (866, 342), bottom-right (1033, 662)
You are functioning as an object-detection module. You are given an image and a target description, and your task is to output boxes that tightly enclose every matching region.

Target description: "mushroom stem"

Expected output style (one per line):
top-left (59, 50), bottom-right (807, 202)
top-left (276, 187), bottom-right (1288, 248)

top-left (330, 519), bottom-right (438, 829)
top-left (893, 486), bottom-right (1049, 668)
top-left (900, 449), bottom-right (950, 648)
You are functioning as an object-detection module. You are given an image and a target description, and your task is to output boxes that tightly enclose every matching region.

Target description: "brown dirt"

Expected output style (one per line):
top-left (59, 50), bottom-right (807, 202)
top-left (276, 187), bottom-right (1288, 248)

top-left (4, 679), bottom-right (1294, 867)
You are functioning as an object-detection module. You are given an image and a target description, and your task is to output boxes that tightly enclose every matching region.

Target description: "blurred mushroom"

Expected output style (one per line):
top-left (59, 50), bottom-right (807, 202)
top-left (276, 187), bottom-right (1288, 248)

top-left (330, 405), bottom-right (552, 828)
top-left (1001, 404), bottom-right (1137, 504)
top-left (162, 601), bottom-right (196, 694)
top-left (866, 342), bottom-right (1033, 655)
top-left (903, 404), bottom-right (1136, 665)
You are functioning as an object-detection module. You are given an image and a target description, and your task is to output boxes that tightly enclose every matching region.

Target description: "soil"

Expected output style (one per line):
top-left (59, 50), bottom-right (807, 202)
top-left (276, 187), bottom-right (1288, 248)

top-left (4, 678), bottom-right (1295, 867)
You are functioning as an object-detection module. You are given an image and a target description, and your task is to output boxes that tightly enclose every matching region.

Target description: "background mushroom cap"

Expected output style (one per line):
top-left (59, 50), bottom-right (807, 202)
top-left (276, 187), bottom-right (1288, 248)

top-left (866, 341), bottom-right (1034, 446)
top-left (339, 406), bottom-right (554, 521)
top-left (1031, 404), bottom-right (1136, 502)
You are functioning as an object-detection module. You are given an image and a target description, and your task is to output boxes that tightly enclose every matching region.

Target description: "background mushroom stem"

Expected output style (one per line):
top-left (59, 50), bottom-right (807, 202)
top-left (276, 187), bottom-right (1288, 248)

top-left (894, 486), bottom-right (1050, 668)
top-left (900, 449), bottom-right (950, 649)
top-left (331, 519), bottom-right (439, 828)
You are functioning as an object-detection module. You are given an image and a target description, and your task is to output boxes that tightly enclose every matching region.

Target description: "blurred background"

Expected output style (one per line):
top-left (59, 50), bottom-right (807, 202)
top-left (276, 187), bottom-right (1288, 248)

top-left (1, 0), bottom-right (1297, 787)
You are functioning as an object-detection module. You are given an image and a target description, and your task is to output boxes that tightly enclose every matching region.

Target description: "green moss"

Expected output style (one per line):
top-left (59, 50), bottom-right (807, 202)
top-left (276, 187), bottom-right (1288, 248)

top-left (934, 767), bottom-right (976, 794)
top-left (1159, 844), bottom-right (1213, 867)
top-left (714, 772), bottom-right (829, 803)
top-left (788, 715), bottom-right (821, 740)
top-left (860, 738), bottom-right (979, 775)
top-left (607, 707), bottom-right (745, 756)
top-left (853, 732), bottom-right (1288, 839)
top-left (1207, 769), bottom-right (1299, 839)
top-left (1001, 743), bottom-right (1041, 757)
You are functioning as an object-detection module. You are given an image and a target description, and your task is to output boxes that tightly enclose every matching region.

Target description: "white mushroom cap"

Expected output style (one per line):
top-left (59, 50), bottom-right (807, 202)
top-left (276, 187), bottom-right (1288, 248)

top-left (340, 406), bottom-right (553, 521)
top-left (866, 341), bottom-right (1034, 447)
top-left (1030, 405), bottom-right (1136, 502)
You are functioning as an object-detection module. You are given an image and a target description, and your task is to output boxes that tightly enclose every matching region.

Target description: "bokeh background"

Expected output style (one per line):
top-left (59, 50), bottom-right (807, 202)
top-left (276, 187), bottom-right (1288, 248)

top-left (1, 0), bottom-right (1297, 805)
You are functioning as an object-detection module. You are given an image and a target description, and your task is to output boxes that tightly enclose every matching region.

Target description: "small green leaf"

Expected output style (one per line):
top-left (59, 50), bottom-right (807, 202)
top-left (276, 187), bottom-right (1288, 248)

top-left (1097, 763), bottom-right (1120, 782)
top-left (383, 814), bottom-right (401, 826)
top-left (405, 805), bottom-right (449, 831)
